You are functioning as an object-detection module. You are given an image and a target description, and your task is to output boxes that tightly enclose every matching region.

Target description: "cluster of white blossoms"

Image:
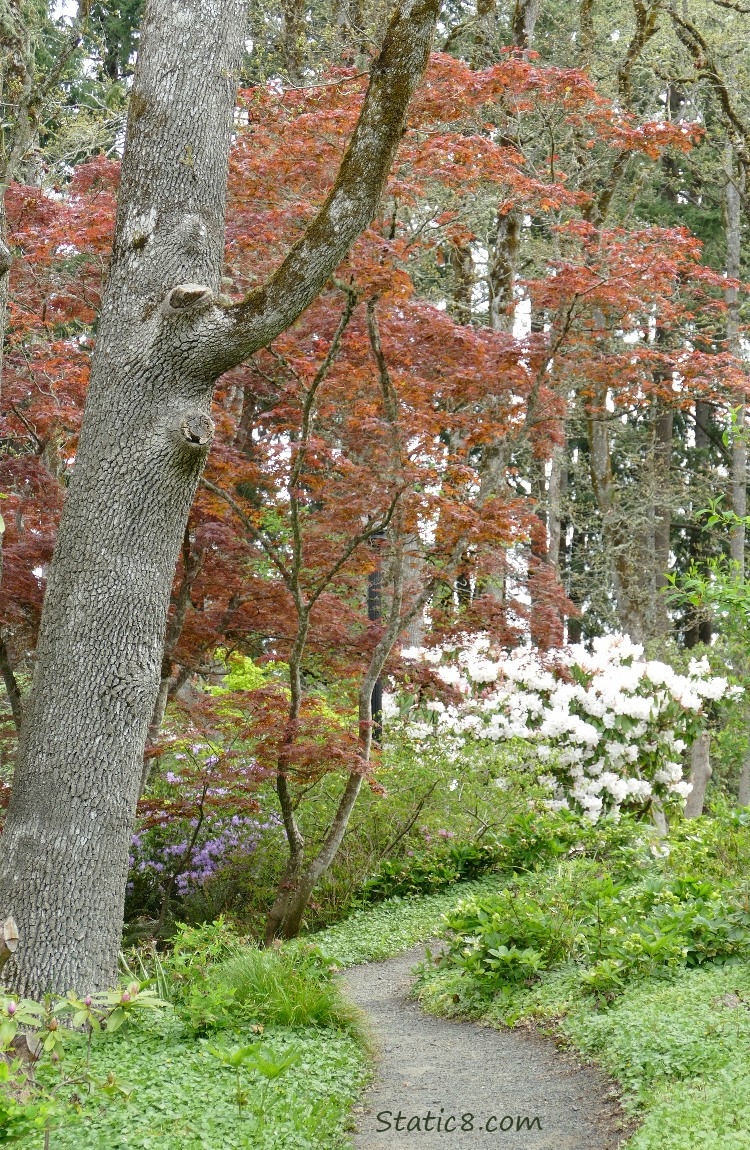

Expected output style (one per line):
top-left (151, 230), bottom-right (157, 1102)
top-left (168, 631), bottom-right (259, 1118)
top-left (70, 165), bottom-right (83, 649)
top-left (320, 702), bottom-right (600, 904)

top-left (400, 633), bottom-right (740, 821)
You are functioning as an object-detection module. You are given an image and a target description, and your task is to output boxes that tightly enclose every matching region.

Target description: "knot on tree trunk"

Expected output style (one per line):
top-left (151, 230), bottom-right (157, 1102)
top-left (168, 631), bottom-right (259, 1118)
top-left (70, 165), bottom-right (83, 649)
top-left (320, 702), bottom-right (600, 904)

top-left (0, 916), bottom-right (19, 974)
top-left (0, 240), bottom-right (12, 277)
top-left (177, 411), bottom-right (215, 448)
top-left (161, 283), bottom-right (213, 317)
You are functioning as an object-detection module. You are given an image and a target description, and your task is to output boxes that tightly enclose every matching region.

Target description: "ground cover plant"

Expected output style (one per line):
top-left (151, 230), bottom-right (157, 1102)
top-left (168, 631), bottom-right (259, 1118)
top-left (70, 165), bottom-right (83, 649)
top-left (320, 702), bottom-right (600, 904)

top-left (6, 920), bottom-right (372, 1149)
top-left (413, 802), bottom-right (750, 1148)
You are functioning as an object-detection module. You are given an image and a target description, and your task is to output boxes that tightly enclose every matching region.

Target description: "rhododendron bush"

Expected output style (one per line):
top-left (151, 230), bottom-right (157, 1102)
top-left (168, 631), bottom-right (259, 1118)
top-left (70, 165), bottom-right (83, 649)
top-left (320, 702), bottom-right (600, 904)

top-left (397, 635), bottom-right (739, 821)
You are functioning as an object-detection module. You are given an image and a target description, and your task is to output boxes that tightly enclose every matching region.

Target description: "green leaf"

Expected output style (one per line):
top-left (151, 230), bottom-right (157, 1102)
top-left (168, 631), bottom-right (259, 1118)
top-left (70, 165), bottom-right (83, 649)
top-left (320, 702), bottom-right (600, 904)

top-left (106, 1007), bottom-right (127, 1032)
top-left (0, 1020), bottom-right (17, 1048)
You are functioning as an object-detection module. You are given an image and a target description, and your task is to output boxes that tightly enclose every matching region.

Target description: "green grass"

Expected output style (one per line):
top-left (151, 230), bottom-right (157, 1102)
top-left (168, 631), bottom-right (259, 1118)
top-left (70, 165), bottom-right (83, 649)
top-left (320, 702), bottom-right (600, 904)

top-left (303, 873), bottom-right (509, 966)
top-left (211, 947), bottom-right (369, 1043)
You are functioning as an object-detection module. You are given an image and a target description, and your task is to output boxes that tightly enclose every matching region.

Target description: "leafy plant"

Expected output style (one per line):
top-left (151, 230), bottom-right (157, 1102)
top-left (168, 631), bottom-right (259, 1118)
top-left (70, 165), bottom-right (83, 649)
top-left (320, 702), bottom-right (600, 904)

top-left (207, 1040), bottom-right (301, 1119)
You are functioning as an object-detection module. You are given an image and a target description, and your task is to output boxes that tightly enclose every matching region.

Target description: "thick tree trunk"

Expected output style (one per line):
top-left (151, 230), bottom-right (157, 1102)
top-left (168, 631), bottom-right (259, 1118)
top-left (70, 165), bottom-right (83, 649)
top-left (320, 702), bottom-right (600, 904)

top-left (0, 0), bottom-right (440, 995)
top-left (684, 732), bottom-right (711, 819)
top-left (0, 0), bottom-right (246, 996)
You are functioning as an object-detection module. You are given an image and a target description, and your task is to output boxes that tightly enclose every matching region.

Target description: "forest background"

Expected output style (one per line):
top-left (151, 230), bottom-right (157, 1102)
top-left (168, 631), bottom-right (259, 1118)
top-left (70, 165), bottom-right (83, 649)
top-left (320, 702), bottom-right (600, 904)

top-left (2, 0), bottom-right (750, 964)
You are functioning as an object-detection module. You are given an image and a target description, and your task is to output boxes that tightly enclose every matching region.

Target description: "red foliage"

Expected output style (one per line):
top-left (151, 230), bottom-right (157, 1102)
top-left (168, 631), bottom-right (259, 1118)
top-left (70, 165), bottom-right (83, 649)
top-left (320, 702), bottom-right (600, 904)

top-left (1, 53), bottom-right (745, 792)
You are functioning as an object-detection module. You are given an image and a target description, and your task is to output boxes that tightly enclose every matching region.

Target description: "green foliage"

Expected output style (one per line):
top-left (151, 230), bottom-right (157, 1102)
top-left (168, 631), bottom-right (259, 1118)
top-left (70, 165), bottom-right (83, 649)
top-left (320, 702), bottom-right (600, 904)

top-left (165, 917), bottom-right (243, 976)
top-left (42, 920), bottom-right (371, 1147)
top-left (309, 874), bottom-right (510, 967)
top-left (46, 1016), bottom-right (366, 1150)
top-left (665, 800), bottom-right (750, 883)
top-left (431, 854), bottom-right (750, 1010)
top-left (361, 808), bottom-right (647, 908)
top-left (360, 840), bottom-right (503, 902)
top-left (414, 803), bottom-right (750, 1147)
top-left (210, 945), bottom-right (367, 1040)
top-left (0, 978), bottom-right (167, 1147)
top-left (207, 1040), bottom-right (302, 1120)
top-left (130, 918), bottom-right (245, 1034)
top-left (0, 1080), bottom-right (53, 1146)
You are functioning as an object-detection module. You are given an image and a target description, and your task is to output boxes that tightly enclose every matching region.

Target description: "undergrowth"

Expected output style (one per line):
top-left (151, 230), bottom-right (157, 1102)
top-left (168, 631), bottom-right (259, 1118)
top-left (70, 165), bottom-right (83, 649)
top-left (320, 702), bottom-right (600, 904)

top-left (47, 1014), bottom-right (365, 1150)
top-left (413, 804), bottom-right (750, 1149)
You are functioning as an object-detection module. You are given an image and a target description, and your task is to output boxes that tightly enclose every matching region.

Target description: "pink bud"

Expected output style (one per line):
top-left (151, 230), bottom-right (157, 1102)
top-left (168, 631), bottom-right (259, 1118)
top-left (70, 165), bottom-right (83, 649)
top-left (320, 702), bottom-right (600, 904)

top-left (6, 1001), bottom-right (15, 1016)
top-left (51, 1050), bottom-right (60, 1063)
top-left (128, 982), bottom-right (139, 996)
top-left (84, 996), bottom-right (92, 1007)
top-left (120, 992), bottom-right (131, 1003)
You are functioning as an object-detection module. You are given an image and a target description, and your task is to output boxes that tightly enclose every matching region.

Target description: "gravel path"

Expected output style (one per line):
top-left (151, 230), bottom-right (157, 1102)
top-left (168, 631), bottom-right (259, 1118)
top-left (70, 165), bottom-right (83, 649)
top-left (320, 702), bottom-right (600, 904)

top-left (344, 946), bottom-right (629, 1150)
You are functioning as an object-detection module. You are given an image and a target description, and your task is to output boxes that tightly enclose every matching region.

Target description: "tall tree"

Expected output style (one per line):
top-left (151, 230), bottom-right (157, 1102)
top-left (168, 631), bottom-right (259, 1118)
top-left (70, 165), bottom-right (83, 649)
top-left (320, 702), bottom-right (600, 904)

top-left (0, 0), bottom-right (441, 997)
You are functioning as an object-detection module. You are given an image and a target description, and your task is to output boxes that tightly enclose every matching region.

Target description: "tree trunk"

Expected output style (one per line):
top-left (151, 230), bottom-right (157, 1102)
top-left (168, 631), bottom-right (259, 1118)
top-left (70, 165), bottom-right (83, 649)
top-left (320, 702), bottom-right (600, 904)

top-left (265, 534), bottom-right (406, 943)
top-left (738, 752), bottom-right (750, 807)
top-left (0, 0), bottom-right (246, 997)
top-left (726, 145), bottom-right (746, 573)
top-left (684, 401), bottom-right (713, 647)
top-left (485, 0), bottom-right (540, 333)
top-left (0, 0), bottom-right (440, 996)
top-left (585, 387), bottom-right (645, 642)
top-left (511, 0), bottom-right (541, 51)
top-left (684, 731), bottom-right (711, 819)
top-left (652, 407), bottom-right (673, 638)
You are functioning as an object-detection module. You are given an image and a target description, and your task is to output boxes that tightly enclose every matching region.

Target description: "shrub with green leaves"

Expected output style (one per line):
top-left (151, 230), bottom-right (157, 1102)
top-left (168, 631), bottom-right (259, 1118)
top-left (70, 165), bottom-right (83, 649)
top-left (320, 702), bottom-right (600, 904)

top-left (435, 863), bottom-right (750, 1005)
top-left (359, 809), bottom-right (649, 905)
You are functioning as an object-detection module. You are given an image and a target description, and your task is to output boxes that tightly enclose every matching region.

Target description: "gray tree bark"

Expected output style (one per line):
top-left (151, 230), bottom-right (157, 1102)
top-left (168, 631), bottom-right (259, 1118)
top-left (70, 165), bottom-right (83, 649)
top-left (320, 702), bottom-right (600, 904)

top-left (684, 731), bottom-right (711, 819)
top-left (585, 386), bottom-right (646, 643)
top-left (652, 406), bottom-right (673, 638)
top-left (726, 145), bottom-right (746, 572)
top-left (738, 753), bottom-right (750, 807)
top-left (0, 0), bottom-right (440, 996)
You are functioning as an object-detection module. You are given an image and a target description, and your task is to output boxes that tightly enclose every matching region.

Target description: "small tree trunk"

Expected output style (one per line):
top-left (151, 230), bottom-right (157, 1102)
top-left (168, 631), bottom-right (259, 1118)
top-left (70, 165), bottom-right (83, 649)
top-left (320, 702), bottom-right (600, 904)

top-left (726, 144), bottom-right (746, 572)
top-left (738, 751), bottom-right (750, 807)
top-left (652, 407), bottom-right (673, 638)
top-left (265, 773), bottom-right (364, 942)
top-left (585, 386), bottom-right (645, 642)
top-left (684, 732), bottom-right (711, 819)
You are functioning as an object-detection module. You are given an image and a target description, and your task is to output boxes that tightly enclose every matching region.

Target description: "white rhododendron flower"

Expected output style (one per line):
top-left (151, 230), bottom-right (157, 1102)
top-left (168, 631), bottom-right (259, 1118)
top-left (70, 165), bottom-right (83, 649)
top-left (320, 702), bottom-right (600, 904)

top-left (399, 633), bottom-right (736, 821)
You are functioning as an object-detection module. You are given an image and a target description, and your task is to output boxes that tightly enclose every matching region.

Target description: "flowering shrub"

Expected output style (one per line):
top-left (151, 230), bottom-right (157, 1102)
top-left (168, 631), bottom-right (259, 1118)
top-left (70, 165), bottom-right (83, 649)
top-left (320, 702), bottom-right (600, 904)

top-left (129, 814), bottom-right (276, 897)
top-left (400, 634), bottom-right (738, 821)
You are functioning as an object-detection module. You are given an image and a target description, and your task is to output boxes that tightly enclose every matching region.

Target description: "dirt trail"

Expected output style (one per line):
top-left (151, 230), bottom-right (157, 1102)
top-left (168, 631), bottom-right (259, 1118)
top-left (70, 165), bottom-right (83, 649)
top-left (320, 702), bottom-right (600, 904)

top-left (344, 946), bottom-right (629, 1150)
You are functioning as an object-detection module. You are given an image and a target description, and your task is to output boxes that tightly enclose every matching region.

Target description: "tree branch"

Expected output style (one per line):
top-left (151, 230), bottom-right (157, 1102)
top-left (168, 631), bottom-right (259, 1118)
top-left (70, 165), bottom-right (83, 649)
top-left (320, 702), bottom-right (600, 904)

top-left (199, 477), bottom-right (294, 589)
top-left (213, 0), bottom-right (441, 370)
top-left (0, 633), bottom-right (23, 731)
